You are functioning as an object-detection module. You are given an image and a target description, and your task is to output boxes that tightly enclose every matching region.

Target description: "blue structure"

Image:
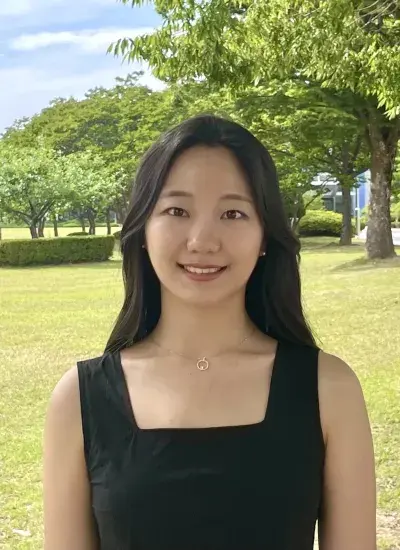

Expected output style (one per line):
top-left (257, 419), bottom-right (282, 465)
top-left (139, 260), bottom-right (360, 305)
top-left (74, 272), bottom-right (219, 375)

top-left (355, 171), bottom-right (370, 212)
top-left (311, 170), bottom-right (370, 215)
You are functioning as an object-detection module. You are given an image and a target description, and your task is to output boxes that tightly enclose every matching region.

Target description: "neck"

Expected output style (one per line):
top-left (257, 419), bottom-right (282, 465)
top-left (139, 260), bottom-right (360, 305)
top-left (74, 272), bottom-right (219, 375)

top-left (151, 291), bottom-right (254, 357)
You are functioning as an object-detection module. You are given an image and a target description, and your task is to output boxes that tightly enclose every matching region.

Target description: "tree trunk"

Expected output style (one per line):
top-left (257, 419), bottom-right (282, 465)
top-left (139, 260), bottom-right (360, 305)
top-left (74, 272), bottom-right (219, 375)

top-left (114, 205), bottom-right (125, 224)
top-left (53, 217), bottom-right (59, 237)
top-left (366, 121), bottom-right (398, 259)
top-left (30, 224), bottom-right (38, 239)
top-left (87, 210), bottom-right (96, 235)
top-left (106, 209), bottom-right (112, 236)
top-left (339, 186), bottom-right (353, 245)
top-left (79, 215), bottom-right (86, 232)
top-left (38, 218), bottom-right (45, 238)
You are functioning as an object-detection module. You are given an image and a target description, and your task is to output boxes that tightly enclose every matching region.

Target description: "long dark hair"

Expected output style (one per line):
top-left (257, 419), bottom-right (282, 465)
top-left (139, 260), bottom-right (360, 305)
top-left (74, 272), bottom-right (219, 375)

top-left (105, 114), bottom-right (316, 353)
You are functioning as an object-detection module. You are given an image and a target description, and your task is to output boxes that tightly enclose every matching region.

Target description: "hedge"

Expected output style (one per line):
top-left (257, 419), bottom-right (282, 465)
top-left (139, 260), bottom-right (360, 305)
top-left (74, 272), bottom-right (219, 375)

top-left (67, 231), bottom-right (89, 237)
top-left (0, 235), bottom-right (115, 266)
top-left (299, 210), bottom-right (356, 237)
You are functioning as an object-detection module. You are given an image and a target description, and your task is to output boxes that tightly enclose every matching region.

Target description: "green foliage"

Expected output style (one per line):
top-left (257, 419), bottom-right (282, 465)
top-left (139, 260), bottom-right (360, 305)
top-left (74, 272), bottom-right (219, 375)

top-left (299, 210), bottom-right (355, 237)
top-left (0, 236), bottom-right (115, 266)
top-left (67, 231), bottom-right (89, 237)
top-left (303, 191), bottom-right (326, 211)
top-left (2, 74), bottom-right (185, 189)
top-left (111, 0), bottom-right (399, 258)
top-left (1, 74), bottom-right (192, 233)
top-left (280, 188), bottom-right (305, 222)
top-left (391, 204), bottom-right (400, 227)
top-left (111, 1), bottom-right (400, 119)
top-left (0, 142), bottom-right (70, 230)
top-left (0, 140), bottom-right (118, 238)
top-left (62, 151), bottom-right (122, 219)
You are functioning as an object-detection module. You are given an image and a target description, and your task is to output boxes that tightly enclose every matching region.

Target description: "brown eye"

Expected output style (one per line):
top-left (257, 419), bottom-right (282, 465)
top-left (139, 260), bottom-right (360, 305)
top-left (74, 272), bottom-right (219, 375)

top-left (222, 210), bottom-right (247, 220)
top-left (166, 207), bottom-right (187, 217)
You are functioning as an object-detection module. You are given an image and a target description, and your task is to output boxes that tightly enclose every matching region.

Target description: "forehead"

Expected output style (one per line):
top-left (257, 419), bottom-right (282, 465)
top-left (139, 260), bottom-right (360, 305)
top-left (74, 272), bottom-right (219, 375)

top-left (163, 145), bottom-right (250, 195)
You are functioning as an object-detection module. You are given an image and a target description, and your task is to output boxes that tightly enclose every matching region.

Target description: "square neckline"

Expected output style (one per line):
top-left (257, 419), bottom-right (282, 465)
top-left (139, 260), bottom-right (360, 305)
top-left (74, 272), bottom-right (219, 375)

top-left (113, 340), bottom-right (282, 433)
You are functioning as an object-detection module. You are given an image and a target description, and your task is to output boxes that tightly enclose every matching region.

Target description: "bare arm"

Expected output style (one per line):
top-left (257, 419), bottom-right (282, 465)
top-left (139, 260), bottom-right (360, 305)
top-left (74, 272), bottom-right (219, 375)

top-left (318, 352), bottom-right (377, 550)
top-left (43, 366), bottom-right (99, 550)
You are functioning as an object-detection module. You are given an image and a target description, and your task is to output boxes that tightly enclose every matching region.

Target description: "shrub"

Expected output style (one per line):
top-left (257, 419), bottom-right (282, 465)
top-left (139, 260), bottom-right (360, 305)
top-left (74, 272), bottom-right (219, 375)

top-left (299, 210), bottom-right (356, 237)
top-left (113, 230), bottom-right (121, 240)
top-left (67, 231), bottom-right (89, 237)
top-left (0, 236), bottom-right (115, 266)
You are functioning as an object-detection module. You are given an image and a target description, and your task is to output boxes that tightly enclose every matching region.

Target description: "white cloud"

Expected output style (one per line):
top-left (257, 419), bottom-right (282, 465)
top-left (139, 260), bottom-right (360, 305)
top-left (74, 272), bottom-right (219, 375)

top-left (0, 0), bottom-right (115, 17)
top-left (10, 27), bottom-right (155, 53)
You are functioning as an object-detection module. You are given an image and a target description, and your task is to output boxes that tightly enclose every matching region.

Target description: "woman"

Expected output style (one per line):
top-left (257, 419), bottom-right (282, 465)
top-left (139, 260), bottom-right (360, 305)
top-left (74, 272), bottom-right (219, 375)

top-left (44, 115), bottom-right (376, 550)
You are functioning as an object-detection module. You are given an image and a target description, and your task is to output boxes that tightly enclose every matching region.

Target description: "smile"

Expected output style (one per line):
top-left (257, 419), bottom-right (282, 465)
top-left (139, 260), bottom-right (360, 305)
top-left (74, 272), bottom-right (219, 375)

top-left (182, 265), bottom-right (225, 274)
top-left (177, 263), bottom-right (228, 281)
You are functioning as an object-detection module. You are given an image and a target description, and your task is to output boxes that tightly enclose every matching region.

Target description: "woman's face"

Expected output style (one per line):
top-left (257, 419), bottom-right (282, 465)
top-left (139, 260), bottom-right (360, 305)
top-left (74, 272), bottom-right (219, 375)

top-left (145, 146), bottom-right (264, 306)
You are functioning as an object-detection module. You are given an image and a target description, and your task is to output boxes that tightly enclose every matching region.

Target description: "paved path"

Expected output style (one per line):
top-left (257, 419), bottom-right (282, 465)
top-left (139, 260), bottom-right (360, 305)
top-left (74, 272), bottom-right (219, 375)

top-left (358, 227), bottom-right (400, 246)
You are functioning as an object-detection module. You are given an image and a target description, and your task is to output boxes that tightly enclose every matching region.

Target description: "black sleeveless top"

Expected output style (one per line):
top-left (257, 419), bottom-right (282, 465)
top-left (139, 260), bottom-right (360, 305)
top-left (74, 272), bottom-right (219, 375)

top-left (77, 342), bottom-right (325, 550)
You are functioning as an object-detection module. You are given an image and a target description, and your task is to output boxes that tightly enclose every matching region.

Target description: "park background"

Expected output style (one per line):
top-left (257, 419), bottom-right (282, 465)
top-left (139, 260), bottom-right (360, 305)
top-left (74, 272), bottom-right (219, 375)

top-left (0, 1), bottom-right (400, 549)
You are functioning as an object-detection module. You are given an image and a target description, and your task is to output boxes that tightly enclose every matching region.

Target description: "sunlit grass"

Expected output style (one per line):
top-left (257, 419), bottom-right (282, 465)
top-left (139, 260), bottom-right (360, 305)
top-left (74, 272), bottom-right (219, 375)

top-left (0, 236), bottom-right (399, 549)
top-left (1, 226), bottom-right (121, 240)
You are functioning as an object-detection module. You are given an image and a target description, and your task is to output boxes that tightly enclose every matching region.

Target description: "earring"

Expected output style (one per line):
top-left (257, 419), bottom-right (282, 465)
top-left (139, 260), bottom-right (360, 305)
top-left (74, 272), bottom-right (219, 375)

top-left (259, 251), bottom-right (266, 257)
top-left (142, 244), bottom-right (146, 249)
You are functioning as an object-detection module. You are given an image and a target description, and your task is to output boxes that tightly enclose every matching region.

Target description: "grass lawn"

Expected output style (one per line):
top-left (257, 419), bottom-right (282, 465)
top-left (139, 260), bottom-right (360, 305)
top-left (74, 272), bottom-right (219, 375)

top-left (0, 235), bottom-right (399, 549)
top-left (1, 226), bottom-right (121, 240)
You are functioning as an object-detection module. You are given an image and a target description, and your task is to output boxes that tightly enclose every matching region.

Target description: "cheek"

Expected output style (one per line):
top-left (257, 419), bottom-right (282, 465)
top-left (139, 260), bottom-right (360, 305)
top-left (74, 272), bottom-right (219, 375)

top-left (224, 224), bottom-right (263, 257)
top-left (145, 219), bottom-right (182, 258)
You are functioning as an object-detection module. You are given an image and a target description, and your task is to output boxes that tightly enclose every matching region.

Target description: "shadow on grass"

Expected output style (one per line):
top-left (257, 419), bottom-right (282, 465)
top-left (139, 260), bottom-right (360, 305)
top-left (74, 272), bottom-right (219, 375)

top-left (300, 238), bottom-right (364, 254)
top-left (331, 255), bottom-right (400, 273)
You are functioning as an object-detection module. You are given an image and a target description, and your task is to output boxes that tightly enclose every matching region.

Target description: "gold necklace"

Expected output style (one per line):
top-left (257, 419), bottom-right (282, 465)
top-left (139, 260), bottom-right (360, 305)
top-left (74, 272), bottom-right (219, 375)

top-left (150, 328), bottom-right (255, 371)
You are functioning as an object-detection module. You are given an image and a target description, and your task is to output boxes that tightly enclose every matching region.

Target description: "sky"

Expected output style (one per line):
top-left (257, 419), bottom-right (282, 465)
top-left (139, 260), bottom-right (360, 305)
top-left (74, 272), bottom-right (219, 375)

top-left (0, 0), bottom-right (164, 133)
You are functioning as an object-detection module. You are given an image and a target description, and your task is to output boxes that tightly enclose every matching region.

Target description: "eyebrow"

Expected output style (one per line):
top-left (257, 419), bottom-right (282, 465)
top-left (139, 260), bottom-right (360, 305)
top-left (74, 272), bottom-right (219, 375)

top-left (159, 190), bottom-right (253, 203)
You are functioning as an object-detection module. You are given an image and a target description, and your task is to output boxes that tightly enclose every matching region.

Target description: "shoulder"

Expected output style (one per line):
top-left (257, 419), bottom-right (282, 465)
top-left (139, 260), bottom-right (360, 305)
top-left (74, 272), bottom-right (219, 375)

top-left (46, 366), bottom-right (82, 433)
top-left (44, 366), bottom-right (85, 470)
top-left (46, 355), bottom-right (105, 433)
top-left (318, 351), bottom-right (362, 396)
top-left (318, 351), bottom-right (367, 443)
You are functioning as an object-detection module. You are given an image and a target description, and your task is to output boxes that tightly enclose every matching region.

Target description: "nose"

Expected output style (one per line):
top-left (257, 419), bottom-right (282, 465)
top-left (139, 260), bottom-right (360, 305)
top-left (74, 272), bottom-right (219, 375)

top-left (186, 219), bottom-right (221, 254)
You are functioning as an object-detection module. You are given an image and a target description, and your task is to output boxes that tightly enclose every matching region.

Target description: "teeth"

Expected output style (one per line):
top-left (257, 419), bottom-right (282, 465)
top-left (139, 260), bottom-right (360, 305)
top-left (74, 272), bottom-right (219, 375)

top-left (183, 266), bottom-right (223, 274)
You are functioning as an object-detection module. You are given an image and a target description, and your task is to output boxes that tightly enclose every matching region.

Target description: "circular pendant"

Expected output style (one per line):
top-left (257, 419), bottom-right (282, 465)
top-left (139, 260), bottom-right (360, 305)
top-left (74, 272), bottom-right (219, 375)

top-left (197, 357), bottom-right (209, 371)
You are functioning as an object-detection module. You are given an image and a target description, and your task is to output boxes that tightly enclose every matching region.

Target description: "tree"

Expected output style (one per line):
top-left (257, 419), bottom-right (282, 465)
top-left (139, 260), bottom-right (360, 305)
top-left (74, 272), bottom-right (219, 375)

top-left (2, 73), bottom-right (187, 225)
top-left (0, 141), bottom-right (118, 238)
top-left (140, 80), bottom-right (370, 242)
top-left (229, 84), bottom-right (370, 243)
top-left (62, 152), bottom-right (124, 235)
top-left (0, 142), bottom-right (70, 238)
top-left (110, 0), bottom-right (400, 258)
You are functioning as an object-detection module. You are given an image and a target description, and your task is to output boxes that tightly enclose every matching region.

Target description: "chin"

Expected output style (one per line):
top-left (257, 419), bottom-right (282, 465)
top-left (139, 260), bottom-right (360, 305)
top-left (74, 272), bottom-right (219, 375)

top-left (167, 284), bottom-right (242, 308)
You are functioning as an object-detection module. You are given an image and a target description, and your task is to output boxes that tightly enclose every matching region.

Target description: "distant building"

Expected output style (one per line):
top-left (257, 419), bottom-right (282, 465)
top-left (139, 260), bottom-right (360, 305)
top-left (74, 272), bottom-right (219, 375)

top-left (311, 171), bottom-right (371, 215)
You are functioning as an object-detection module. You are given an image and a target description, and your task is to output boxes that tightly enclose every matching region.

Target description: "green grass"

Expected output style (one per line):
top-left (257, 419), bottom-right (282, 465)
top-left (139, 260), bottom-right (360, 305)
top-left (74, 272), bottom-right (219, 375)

top-left (0, 236), bottom-right (399, 549)
top-left (1, 226), bottom-right (121, 240)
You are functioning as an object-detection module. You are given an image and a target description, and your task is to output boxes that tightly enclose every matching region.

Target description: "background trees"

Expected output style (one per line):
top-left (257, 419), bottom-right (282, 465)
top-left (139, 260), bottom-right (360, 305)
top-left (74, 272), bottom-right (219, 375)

top-left (111, 0), bottom-right (400, 258)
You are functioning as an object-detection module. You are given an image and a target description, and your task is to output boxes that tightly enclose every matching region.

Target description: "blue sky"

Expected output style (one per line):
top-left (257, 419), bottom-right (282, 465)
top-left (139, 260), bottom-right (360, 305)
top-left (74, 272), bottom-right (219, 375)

top-left (0, 0), bottom-right (164, 133)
